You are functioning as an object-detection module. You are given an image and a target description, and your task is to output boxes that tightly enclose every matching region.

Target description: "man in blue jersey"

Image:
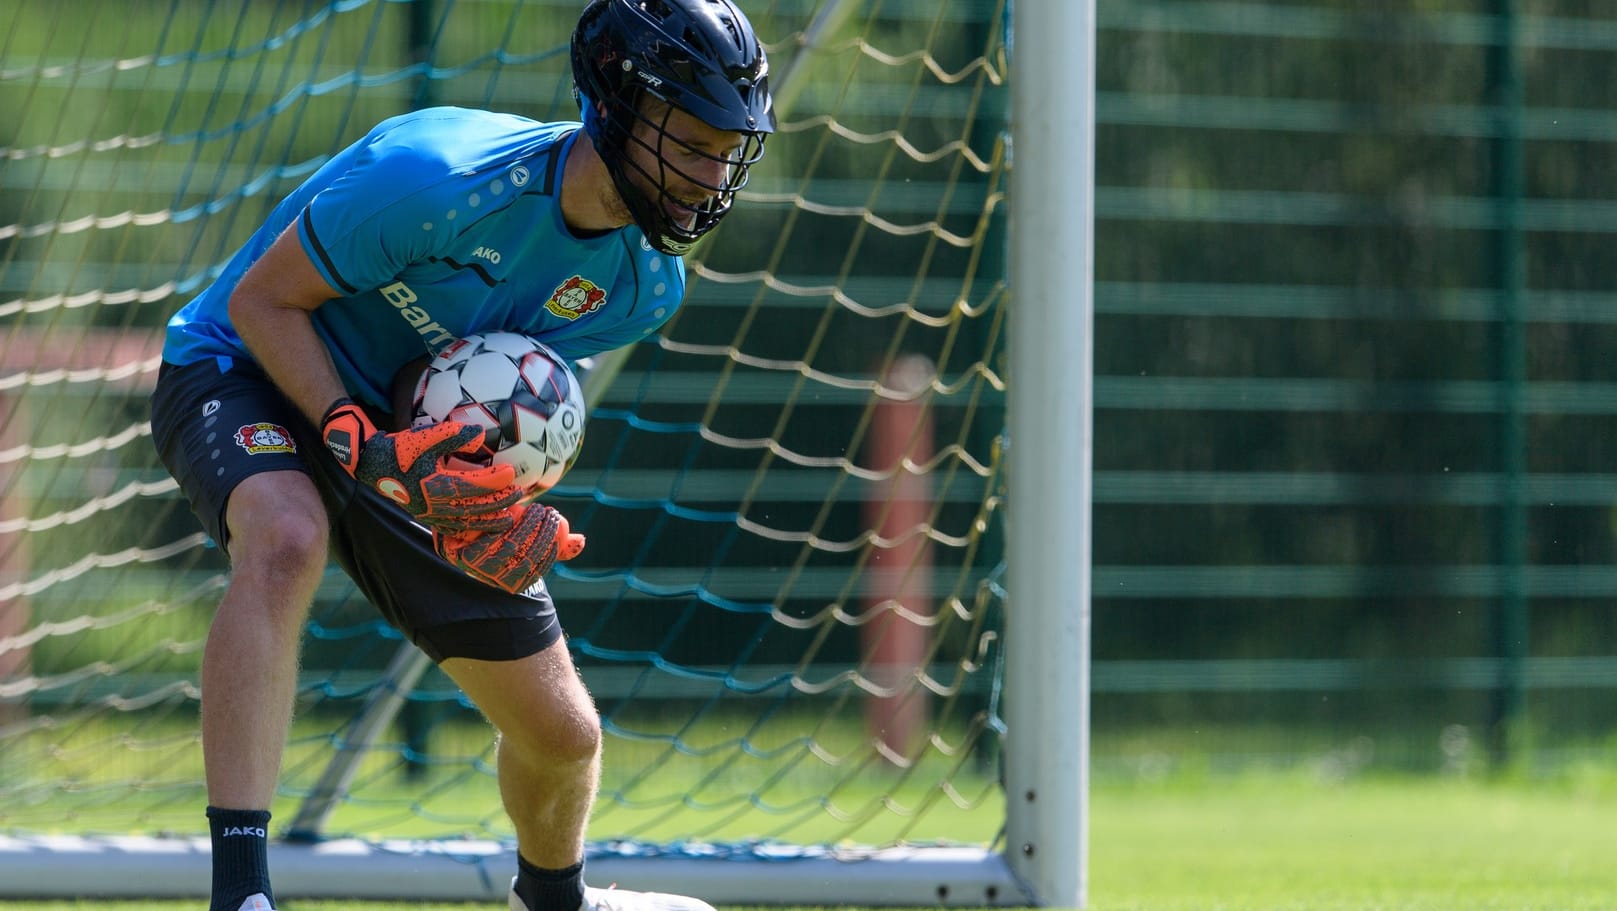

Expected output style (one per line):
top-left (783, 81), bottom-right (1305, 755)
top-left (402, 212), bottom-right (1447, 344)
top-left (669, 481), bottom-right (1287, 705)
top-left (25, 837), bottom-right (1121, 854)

top-left (147, 2), bottom-right (773, 910)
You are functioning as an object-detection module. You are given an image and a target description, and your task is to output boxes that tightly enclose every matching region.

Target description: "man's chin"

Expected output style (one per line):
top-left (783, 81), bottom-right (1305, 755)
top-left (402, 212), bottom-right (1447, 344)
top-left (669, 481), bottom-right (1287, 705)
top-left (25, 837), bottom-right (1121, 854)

top-left (660, 202), bottom-right (699, 231)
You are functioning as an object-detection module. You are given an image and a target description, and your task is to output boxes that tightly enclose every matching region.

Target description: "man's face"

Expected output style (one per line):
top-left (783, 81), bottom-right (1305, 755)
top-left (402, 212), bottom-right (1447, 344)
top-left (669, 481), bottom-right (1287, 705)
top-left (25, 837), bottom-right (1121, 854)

top-left (618, 100), bottom-right (747, 231)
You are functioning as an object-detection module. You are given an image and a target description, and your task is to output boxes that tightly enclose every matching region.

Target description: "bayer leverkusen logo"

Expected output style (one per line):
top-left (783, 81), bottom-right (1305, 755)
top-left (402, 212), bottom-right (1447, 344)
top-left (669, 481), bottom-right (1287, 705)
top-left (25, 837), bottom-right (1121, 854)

top-left (545, 275), bottom-right (606, 321)
top-left (234, 422), bottom-right (297, 454)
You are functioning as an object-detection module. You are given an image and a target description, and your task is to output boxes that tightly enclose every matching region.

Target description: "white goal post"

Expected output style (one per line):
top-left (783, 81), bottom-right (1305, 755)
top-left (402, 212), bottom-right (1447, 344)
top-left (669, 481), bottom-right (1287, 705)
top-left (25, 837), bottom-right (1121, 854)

top-left (1004, 0), bottom-right (1096, 906)
top-left (0, 0), bottom-right (1092, 905)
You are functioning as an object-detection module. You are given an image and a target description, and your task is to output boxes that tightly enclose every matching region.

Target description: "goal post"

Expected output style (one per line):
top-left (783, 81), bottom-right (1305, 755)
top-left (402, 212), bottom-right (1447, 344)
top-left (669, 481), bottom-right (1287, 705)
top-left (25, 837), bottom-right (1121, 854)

top-left (1004, 0), bottom-right (1096, 907)
top-left (0, 0), bottom-right (1091, 906)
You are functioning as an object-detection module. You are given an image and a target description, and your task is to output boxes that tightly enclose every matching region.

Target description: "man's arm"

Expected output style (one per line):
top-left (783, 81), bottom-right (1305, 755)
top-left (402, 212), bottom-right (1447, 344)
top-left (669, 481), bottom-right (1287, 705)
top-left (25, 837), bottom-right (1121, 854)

top-left (228, 223), bottom-right (351, 423)
top-left (227, 221), bottom-right (524, 533)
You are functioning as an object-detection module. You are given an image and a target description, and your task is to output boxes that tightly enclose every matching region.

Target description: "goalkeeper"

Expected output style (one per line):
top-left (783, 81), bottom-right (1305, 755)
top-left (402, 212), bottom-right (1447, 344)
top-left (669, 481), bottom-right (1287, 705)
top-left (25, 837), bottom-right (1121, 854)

top-left (147, 2), bottom-right (774, 910)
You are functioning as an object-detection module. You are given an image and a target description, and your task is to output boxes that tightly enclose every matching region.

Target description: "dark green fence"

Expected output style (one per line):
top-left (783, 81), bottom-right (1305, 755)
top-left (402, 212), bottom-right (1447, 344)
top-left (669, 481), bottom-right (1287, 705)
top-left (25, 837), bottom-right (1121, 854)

top-left (1088, 0), bottom-right (1617, 775)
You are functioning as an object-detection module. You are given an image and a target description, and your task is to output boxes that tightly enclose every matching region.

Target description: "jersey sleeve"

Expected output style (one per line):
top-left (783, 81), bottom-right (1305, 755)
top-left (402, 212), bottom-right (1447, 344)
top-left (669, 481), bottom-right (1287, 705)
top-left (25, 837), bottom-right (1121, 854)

top-left (295, 139), bottom-right (464, 295)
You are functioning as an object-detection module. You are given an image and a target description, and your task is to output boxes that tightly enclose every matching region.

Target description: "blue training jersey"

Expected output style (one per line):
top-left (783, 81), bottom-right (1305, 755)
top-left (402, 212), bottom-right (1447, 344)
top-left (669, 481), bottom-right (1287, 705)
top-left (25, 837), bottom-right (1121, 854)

top-left (163, 106), bottom-right (686, 409)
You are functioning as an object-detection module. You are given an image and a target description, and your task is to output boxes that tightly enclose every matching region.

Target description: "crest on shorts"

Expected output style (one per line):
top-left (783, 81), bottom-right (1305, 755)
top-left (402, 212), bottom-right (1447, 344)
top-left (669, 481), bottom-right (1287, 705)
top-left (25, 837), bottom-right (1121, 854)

top-left (235, 422), bottom-right (297, 454)
top-left (545, 275), bottom-right (607, 321)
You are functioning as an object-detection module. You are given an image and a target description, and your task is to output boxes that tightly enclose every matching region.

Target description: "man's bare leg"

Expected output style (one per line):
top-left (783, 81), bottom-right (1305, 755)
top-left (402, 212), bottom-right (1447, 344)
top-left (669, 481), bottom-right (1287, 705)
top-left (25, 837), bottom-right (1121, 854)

top-left (202, 471), bottom-right (329, 911)
top-left (440, 639), bottom-right (601, 868)
top-left (441, 641), bottom-right (716, 911)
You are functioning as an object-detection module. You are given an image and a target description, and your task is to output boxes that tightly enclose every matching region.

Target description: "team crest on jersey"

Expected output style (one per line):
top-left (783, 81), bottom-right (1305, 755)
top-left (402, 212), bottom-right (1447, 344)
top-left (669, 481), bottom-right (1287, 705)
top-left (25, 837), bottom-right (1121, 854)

top-left (234, 422), bottom-right (297, 455)
top-left (545, 275), bottom-right (607, 321)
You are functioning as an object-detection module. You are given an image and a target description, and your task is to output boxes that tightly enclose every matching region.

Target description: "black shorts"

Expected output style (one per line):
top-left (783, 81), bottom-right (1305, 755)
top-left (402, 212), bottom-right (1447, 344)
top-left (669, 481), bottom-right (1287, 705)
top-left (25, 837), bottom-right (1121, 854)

top-left (149, 357), bottom-right (561, 663)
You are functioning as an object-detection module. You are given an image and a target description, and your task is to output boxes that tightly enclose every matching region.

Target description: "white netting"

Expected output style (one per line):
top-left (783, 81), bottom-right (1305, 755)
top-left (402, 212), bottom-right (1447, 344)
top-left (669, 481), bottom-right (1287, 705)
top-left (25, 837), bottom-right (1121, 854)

top-left (0, 0), bottom-right (1009, 873)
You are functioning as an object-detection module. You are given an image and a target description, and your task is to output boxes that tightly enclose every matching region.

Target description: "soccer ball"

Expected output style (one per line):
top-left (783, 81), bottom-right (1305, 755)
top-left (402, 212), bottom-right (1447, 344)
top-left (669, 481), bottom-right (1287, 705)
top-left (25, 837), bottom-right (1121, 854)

top-left (410, 331), bottom-right (586, 496)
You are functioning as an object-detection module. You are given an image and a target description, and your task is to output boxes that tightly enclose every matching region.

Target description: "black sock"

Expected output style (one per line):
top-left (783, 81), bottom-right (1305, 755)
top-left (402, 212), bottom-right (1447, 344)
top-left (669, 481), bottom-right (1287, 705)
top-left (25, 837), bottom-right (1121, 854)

top-left (513, 855), bottom-right (585, 911)
top-left (206, 806), bottom-right (274, 911)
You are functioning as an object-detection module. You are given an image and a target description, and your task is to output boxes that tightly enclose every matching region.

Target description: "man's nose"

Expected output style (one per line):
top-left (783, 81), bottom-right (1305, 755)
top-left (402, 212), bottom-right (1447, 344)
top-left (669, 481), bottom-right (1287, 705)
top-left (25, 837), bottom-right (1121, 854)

top-left (684, 154), bottom-right (733, 193)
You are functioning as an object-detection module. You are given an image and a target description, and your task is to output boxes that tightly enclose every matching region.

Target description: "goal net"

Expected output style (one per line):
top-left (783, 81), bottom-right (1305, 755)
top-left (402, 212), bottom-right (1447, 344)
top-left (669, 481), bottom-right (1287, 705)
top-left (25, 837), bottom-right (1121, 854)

top-left (0, 0), bottom-right (1078, 905)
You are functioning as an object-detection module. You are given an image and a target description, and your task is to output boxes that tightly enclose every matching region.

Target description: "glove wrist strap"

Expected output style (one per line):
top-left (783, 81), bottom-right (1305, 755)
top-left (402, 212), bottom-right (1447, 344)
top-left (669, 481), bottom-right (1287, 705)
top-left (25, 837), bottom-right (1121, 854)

top-left (320, 397), bottom-right (375, 477)
top-left (321, 396), bottom-right (357, 424)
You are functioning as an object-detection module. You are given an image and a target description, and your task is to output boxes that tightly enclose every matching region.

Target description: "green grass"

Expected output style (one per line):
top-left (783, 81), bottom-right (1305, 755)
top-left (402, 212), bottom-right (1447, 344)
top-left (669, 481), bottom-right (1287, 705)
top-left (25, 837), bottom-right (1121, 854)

top-left (3, 771), bottom-right (1615, 910)
top-left (1087, 773), bottom-right (1616, 911)
top-left (0, 709), bottom-right (1003, 847)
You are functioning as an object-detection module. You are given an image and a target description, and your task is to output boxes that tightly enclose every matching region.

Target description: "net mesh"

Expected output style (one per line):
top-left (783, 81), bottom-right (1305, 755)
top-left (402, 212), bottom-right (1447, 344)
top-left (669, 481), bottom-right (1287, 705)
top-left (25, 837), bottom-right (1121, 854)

top-left (0, 0), bottom-right (1010, 853)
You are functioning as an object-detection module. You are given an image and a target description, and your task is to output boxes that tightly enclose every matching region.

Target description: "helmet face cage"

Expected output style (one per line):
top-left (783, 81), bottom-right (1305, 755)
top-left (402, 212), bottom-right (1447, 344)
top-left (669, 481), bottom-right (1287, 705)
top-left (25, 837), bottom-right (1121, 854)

top-left (572, 0), bottom-right (775, 256)
top-left (608, 95), bottom-right (767, 255)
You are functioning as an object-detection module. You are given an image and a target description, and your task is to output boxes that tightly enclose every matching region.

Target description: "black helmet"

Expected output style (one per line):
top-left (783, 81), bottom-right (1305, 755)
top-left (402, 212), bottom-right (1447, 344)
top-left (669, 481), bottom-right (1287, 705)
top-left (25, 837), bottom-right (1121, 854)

top-left (571, 0), bottom-right (776, 255)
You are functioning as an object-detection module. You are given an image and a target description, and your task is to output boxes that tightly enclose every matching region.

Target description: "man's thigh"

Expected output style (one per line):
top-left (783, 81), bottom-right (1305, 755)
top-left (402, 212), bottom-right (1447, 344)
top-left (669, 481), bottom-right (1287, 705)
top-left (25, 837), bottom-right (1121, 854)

top-left (318, 478), bottom-right (564, 663)
top-left (438, 638), bottom-right (597, 743)
top-left (150, 358), bottom-right (312, 552)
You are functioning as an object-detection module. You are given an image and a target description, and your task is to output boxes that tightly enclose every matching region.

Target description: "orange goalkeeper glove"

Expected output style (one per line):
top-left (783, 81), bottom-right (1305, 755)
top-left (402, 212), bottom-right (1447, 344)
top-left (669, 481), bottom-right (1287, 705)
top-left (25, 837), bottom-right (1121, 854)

top-left (434, 503), bottom-right (586, 594)
top-left (320, 397), bottom-right (522, 533)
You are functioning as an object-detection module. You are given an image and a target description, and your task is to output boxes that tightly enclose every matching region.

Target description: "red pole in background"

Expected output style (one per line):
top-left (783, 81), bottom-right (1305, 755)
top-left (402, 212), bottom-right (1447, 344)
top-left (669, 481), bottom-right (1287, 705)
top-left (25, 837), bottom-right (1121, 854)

top-left (863, 354), bottom-right (935, 763)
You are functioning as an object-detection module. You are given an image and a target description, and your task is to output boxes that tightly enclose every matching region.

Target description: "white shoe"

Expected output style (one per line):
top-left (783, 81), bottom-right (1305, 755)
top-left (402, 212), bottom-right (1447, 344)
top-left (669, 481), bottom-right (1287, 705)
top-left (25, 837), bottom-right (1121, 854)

top-left (508, 878), bottom-right (716, 911)
top-left (236, 895), bottom-right (276, 911)
top-left (581, 885), bottom-right (717, 911)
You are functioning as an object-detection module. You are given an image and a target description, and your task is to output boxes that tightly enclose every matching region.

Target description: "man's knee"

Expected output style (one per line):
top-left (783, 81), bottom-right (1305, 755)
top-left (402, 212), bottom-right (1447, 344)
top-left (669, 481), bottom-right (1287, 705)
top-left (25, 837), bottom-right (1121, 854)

top-left (443, 647), bottom-right (604, 768)
top-left (225, 476), bottom-right (330, 591)
top-left (236, 508), bottom-right (327, 573)
top-left (504, 696), bottom-right (602, 767)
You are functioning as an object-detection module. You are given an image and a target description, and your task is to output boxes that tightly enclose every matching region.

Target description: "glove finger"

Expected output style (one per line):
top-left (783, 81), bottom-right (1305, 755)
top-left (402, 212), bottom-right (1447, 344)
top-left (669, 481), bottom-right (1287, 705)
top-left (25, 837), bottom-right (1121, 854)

top-left (421, 507), bottom-right (519, 535)
top-left (510, 506), bottom-right (563, 580)
top-left (436, 459), bottom-right (519, 492)
top-left (551, 513), bottom-right (586, 562)
top-left (394, 421), bottom-right (486, 472)
top-left (454, 534), bottom-right (534, 593)
top-left (433, 529), bottom-right (474, 564)
top-left (476, 505), bottom-right (559, 590)
top-left (449, 552), bottom-right (507, 591)
top-left (435, 505), bottom-right (568, 594)
top-left (435, 529), bottom-right (515, 591)
top-left (419, 477), bottom-right (524, 517)
top-left (557, 532), bottom-right (586, 562)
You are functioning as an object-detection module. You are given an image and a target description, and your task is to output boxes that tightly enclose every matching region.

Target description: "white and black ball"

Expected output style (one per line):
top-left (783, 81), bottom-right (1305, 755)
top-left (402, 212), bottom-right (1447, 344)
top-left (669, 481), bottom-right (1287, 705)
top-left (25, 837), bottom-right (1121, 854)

top-left (410, 331), bottom-right (586, 495)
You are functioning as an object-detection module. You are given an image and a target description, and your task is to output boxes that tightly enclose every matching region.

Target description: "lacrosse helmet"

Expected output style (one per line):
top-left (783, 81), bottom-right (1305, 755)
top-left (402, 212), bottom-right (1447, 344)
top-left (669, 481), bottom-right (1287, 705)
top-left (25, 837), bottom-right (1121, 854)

top-left (571, 0), bottom-right (775, 255)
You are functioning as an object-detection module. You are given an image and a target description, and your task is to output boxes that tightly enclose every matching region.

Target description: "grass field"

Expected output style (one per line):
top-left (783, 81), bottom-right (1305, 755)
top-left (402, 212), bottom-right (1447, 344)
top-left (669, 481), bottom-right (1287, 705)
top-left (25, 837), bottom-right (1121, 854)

top-left (2, 770), bottom-right (1613, 911)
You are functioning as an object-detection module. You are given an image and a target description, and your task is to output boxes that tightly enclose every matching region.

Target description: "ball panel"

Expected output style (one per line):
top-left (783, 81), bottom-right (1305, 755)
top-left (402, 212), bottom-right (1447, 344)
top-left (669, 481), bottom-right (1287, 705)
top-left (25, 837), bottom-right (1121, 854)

top-left (480, 331), bottom-right (545, 359)
top-left (544, 402), bottom-right (586, 464)
top-left (408, 331), bottom-right (587, 496)
top-left (433, 336), bottom-right (480, 367)
top-left (492, 446), bottom-right (547, 491)
top-left (445, 402), bottom-right (501, 447)
top-left (510, 399), bottom-right (549, 445)
top-left (531, 458), bottom-right (567, 493)
top-left (416, 369), bottom-right (470, 425)
top-left (456, 352), bottom-right (522, 405)
top-left (517, 351), bottom-right (568, 403)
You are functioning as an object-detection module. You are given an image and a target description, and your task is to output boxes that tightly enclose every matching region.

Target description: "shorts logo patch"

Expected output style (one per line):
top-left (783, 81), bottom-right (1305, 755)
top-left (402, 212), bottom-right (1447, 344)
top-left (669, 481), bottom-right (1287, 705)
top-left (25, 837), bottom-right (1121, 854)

top-left (545, 275), bottom-right (607, 320)
top-left (235, 422), bottom-right (297, 454)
